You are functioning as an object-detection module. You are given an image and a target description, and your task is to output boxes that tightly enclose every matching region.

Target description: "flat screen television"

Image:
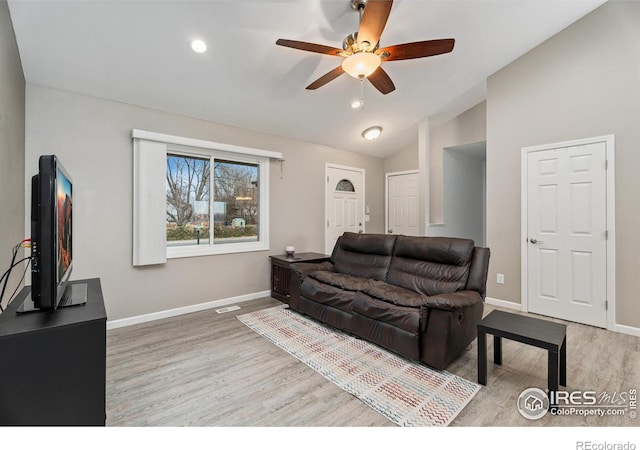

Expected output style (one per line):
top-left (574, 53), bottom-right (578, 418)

top-left (18, 155), bottom-right (86, 313)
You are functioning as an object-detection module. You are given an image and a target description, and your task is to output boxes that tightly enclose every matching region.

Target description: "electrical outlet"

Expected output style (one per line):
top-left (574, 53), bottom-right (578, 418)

top-left (496, 273), bottom-right (505, 284)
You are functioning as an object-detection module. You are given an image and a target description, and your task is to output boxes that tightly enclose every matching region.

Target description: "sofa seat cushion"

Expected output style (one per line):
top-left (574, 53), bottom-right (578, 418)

top-left (308, 271), bottom-right (383, 292)
top-left (300, 273), bottom-right (382, 313)
top-left (361, 283), bottom-right (426, 308)
top-left (299, 277), bottom-right (354, 312)
top-left (352, 291), bottom-right (424, 334)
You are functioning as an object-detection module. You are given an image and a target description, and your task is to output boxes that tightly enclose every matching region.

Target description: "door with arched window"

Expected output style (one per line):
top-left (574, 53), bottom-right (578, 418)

top-left (325, 164), bottom-right (365, 254)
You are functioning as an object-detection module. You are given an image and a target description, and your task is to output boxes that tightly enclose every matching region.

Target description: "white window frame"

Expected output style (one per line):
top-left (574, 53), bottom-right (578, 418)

top-left (132, 130), bottom-right (282, 266)
top-left (166, 144), bottom-right (269, 259)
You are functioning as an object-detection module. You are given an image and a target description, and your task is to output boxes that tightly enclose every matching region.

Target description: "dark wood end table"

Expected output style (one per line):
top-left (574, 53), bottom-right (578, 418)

top-left (269, 252), bottom-right (330, 304)
top-left (477, 310), bottom-right (567, 395)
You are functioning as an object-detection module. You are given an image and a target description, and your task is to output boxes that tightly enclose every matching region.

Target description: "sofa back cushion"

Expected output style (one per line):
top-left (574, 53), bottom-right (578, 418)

top-left (386, 236), bottom-right (474, 296)
top-left (332, 232), bottom-right (397, 281)
top-left (466, 247), bottom-right (490, 299)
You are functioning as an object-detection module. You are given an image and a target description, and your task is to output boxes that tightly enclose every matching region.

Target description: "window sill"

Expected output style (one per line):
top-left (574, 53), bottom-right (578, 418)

top-left (167, 241), bottom-right (269, 259)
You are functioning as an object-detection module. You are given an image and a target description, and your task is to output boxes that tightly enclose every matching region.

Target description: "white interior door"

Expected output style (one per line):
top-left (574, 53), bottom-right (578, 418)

top-left (525, 142), bottom-right (607, 328)
top-left (386, 171), bottom-right (419, 236)
top-left (325, 165), bottom-right (364, 255)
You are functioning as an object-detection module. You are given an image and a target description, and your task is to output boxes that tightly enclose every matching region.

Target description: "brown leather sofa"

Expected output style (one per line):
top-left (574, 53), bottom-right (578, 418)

top-left (289, 232), bottom-right (490, 370)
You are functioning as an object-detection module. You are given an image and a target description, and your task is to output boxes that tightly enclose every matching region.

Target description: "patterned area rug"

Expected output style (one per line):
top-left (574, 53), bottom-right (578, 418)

top-left (237, 305), bottom-right (480, 426)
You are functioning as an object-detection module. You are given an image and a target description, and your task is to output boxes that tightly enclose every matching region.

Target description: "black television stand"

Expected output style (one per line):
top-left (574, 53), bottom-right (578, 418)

top-left (17, 282), bottom-right (88, 313)
top-left (0, 278), bottom-right (106, 426)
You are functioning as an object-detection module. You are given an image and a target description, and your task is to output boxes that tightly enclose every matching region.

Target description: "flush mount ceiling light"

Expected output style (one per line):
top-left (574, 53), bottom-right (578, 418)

top-left (190, 39), bottom-right (207, 53)
top-left (362, 126), bottom-right (382, 141)
top-left (351, 99), bottom-right (363, 109)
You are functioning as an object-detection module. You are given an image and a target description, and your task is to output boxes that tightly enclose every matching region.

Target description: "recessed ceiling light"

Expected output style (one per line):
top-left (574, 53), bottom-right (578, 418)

top-left (190, 39), bottom-right (207, 53)
top-left (362, 126), bottom-right (382, 141)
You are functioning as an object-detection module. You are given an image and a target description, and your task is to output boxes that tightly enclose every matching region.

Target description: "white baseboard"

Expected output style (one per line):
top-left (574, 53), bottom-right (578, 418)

top-left (485, 297), bottom-right (523, 311)
top-left (106, 290), bottom-right (271, 330)
top-left (613, 322), bottom-right (640, 338)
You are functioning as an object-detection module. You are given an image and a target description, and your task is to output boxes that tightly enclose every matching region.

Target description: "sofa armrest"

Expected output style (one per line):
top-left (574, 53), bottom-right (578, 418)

top-left (290, 261), bottom-right (334, 283)
top-left (289, 261), bottom-right (333, 311)
top-left (422, 290), bottom-right (483, 311)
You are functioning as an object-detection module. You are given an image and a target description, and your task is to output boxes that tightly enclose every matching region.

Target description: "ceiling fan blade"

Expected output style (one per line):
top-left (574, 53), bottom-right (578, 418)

top-left (306, 66), bottom-right (345, 90)
top-left (367, 66), bottom-right (395, 95)
top-left (378, 39), bottom-right (455, 61)
top-left (276, 39), bottom-right (344, 57)
top-left (357, 0), bottom-right (393, 50)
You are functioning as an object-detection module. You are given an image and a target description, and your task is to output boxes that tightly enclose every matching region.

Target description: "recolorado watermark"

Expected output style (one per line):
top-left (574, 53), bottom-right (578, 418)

top-left (517, 387), bottom-right (637, 421)
top-left (576, 442), bottom-right (636, 450)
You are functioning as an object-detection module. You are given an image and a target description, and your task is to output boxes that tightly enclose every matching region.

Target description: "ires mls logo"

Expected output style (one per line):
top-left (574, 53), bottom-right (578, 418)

top-left (517, 387), bottom-right (638, 420)
top-left (517, 387), bottom-right (549, 420)
top-left (550, 390), bottom-right (598, 405)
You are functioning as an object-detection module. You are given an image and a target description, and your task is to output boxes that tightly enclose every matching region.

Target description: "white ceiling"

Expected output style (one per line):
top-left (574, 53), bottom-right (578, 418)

top-left (8, 0), bottom-right (606, 158)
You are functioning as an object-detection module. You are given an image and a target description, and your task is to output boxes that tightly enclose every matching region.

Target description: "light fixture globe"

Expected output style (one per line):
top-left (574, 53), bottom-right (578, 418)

top-left (362, 126), bottom-right (382, 140)
top-left (342, 52), bottom-right (381, 79)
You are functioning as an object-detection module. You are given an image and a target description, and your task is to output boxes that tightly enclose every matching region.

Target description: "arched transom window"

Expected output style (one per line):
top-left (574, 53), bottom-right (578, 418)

top-left (335, 179), bottom-right (355, 192)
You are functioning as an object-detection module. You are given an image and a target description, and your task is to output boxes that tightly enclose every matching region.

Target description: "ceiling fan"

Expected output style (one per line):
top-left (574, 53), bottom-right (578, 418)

top-left (276, 0), bottom-right (455, 95)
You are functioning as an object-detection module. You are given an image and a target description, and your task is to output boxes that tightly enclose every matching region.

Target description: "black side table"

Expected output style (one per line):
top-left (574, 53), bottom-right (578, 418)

top-left (477, 310), bottom-right (567, 395)
top-left (269, 252), bottom-right (329, 304)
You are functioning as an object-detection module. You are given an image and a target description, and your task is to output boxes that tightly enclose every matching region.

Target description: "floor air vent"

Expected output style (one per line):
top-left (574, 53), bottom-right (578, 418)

top-left (215, 305), bottom-right (241, 314)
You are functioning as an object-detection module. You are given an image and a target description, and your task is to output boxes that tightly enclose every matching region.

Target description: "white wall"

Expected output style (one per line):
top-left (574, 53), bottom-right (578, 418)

top-left (442, 147), bottom-right (485, 246)
top-left (486, 1), bottom-right (640, 328)
top-left (25, 85), bottom-right (385, 321)
top-left (382, 103), bottom-right (487, 240)
top-left (0, 0), bottom-right (25, 311)
top-left (429, 101), bottom-right (487, 224)
top-left (383, 140), bottom-right (418, 174)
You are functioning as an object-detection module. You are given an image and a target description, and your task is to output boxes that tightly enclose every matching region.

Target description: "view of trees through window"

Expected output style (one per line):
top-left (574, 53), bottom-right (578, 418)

top-left (166, 154), bottom-right (259, 246)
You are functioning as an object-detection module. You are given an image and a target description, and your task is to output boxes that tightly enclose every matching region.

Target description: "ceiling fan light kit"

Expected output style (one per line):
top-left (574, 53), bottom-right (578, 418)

top-left (275, 0), bottom-right (455, 95)
top-left (342, 52), bottom-right (381, 78)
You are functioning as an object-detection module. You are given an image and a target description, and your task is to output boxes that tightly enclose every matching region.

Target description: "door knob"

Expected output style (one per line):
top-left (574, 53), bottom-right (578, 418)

top-left (529, 238), bottom-right (544, 244)
top-left (388, 229), bottom-right (393, 234)
top-left (358, 229), bottom-right (363, 234)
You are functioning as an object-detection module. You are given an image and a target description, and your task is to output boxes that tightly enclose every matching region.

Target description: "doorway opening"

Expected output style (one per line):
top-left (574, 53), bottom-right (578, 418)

top-left (441, 141), bottom-right (486, 246)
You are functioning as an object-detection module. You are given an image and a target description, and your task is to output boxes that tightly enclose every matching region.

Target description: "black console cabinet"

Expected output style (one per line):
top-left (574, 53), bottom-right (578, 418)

top-left (0, 278), bottom-right (107, 426)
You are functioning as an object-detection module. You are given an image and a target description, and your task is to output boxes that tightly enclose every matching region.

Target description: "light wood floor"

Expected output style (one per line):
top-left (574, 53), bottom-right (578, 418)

top-left (106, 297), bottom-right (640, 427)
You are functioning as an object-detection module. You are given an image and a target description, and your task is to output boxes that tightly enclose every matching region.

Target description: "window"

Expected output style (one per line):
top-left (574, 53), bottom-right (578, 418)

top-left (335, 179), bottom-right (355, 192)
top-left (165, 147), bottom-right (268, 259)
top-left (166, 154), bottom-right (211, 247)
top-left (213, 160), bottom-right (259, 244)
top-left (133, 130), bottom-right (282, 266)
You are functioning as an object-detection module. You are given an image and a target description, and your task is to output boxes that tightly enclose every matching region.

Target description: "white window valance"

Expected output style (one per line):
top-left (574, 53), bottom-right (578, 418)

top-left (132, 129), bottom-right (284, 160)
